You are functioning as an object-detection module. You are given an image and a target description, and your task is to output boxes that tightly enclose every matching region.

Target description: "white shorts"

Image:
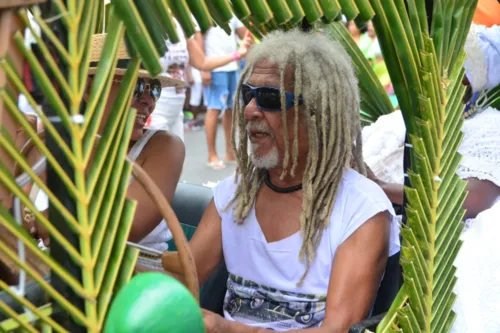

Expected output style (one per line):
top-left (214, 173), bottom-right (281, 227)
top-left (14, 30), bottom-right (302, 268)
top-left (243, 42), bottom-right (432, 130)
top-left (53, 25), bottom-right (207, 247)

top-left (149, 102), bottom-right (185, 141)
top-left (189, 82), bottom-right (204, 107)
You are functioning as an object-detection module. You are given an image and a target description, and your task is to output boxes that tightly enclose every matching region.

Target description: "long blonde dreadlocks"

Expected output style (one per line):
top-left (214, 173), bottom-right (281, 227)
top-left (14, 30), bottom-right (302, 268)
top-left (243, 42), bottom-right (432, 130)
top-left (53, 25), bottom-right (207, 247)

top-left (227, 29), bottom-right (365, 285)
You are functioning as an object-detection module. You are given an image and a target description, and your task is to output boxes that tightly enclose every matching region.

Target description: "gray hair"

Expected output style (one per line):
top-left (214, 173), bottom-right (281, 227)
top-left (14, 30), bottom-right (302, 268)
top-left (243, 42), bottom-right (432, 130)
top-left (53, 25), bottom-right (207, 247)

top-left (228, 29), bottom-right (365, 285)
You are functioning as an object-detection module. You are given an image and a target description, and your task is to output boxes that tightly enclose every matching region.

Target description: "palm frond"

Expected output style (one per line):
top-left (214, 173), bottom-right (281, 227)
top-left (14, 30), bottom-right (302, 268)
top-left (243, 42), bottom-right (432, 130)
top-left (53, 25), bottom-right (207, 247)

top-left (322, 21), bottom-right (394, 121)
top-left (371, 1), bottom-right (477, 332)
top-left (484, 84), bottom-right (500, 109)
top-left (0, 1), bottom-right (142, 331)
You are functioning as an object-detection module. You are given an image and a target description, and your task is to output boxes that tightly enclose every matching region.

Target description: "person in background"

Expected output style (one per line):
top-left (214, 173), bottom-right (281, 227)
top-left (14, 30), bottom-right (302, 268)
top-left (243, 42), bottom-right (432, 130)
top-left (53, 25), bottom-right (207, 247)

top-left (186, 66), bottom-right (205, 131)
top-left (150, 19), bottom-right (252, 141)
top-left (202, 16), bottom-right (250, 169)
top-left (365, 22), bottom-right (392, 94)
top-left (365, 23), bottom-right (500, 220)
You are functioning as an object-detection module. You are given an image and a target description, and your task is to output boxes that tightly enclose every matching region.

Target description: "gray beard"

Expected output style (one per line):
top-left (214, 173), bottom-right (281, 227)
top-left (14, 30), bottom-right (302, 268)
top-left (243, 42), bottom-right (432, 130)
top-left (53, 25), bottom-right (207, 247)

top-left (250, 143), bottom-right (280, 169)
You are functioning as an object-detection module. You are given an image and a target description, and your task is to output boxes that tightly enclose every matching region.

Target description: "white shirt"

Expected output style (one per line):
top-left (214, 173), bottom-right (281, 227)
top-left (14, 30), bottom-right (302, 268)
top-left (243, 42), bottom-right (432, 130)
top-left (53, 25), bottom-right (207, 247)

top-left (156, 20), bottom-right (190, 113)
top-left (451, 201), bottom-right (500, 333)
top-left (204, 16), bottom-right (244, 72)
top-left (213, 169), bottom-right (400, 330)
top-left (128, 130), bottom-right (172, 252)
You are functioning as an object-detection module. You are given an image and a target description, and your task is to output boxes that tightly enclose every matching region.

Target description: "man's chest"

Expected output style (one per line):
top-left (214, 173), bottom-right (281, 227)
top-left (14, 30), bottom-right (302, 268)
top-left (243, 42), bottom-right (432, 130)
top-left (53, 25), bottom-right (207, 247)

top-left (254, 190), bottom-right (303, 243)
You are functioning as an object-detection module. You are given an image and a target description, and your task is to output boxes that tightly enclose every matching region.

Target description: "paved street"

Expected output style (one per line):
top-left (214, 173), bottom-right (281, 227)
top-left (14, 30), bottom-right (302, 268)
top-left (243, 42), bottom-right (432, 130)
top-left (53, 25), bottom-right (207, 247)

top-left (180, 122), bottom-right (236, 187)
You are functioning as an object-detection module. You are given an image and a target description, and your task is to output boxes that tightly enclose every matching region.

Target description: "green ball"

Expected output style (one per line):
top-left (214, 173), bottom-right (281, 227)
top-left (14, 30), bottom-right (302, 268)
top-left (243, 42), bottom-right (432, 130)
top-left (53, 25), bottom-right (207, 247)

top-left (104, 272), bottom-right (205, 333)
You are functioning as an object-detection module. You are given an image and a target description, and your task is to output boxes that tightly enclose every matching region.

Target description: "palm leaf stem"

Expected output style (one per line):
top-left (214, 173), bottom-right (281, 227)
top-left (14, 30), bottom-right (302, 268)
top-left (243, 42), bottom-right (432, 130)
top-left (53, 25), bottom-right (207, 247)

top-left (325, 21), bottom-right (393, 117)
top-left (0, 214), bottom-right (85, 297)
top-left (370, 0), bottom-right (416, 134)
top-left (0, 131), bottom-right (82, 234)
top-left (52, 0), bottom-right (71, 28)
top-left (76, 0), bottom-right (99, 91)
top-left (85, 57), bottom-right (139, 205)
top-left (0, 290), bottom-right (62, 333)
top-left (14, 17), bottom-right (72, 104)
top-left (0, 62), bottom-right (75, 166)
top-left (31, 13), bottom-right (71, 65)
top-left (0, 300), bottom-right (37, 333)
top-left (0, 163), bottom-right (84, 264)
top-left (82, 31), bottom-right (126, 162)
top-left (90, 92), bottom-right (135, 262)
top-left (0, 241), bottom-right (91, 329)
top-left (0, 93), bottom-right (80, 199)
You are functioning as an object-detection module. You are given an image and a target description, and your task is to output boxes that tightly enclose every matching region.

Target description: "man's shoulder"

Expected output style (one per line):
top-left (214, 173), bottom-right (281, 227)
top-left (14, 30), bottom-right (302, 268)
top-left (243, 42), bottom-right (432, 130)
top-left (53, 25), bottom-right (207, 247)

top-left (332, 169), bottom-right (398, 254)
top-left (339, 168), bottom-right (387, 199)
top-left (213, 174), bottom-right (239, 212)
top-left (333, 168), bottom-right (395, 217)
top-left (214, 174), bottom-right (239, 193)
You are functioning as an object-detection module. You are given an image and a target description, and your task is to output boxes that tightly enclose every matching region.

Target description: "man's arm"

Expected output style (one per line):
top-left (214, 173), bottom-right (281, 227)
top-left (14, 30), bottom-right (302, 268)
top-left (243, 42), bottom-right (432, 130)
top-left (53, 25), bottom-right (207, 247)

top-left (377, 182), bottom-right (404, 206)
top-left (203, 212), bottom-right (391, 333)
top-left (162, 199), bottom-right (224, 285)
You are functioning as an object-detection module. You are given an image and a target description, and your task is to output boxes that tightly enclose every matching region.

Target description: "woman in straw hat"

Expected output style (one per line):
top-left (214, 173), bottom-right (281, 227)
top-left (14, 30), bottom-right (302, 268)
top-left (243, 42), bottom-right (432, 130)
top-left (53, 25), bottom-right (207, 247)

top-left (29, 34), bottom-right (188, 253)
top-left (89, 33), bottom-right (187, 252)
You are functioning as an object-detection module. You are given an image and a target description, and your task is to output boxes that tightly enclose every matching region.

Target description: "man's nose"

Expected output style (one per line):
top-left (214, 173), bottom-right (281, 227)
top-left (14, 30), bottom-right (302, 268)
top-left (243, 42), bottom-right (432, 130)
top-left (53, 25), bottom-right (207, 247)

top-left (244, 98), bottom-right (263, 121)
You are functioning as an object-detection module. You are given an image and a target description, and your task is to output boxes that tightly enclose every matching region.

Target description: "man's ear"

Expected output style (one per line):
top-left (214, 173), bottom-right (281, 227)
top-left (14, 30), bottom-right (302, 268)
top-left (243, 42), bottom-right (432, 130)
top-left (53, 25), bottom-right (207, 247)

top-left (84, 76), bottom-right (93, 101)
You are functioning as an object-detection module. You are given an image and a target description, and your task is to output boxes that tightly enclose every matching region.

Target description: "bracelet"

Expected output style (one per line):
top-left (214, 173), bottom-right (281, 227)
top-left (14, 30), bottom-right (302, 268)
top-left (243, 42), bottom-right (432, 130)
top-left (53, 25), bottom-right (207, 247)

top-left (232, 51), bottom-right (240, 61)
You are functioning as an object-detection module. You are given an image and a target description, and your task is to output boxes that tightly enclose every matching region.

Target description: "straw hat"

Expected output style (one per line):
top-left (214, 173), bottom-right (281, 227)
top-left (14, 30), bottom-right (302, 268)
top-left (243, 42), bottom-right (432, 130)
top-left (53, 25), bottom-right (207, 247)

top-left (89, 34), bottom-right (185, 88)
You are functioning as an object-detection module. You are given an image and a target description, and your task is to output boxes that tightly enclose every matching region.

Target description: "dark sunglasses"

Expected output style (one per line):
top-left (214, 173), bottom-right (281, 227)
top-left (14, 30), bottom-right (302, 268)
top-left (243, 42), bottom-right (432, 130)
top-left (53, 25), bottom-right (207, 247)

top-left (133, 77), bottom-right (162, 101)
top-left (241, 83), bottom-right (304, 111)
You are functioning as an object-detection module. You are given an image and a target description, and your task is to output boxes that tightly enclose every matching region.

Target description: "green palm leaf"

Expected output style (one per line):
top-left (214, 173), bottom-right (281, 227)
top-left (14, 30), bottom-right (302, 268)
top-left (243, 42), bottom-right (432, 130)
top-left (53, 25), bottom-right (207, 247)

top-left (484, 84), bottom-right (500, 109)
top-left (369, 1), bottom-right (477, 332)
top-left (322, 21), bottom-right (393, 122)
top-left (0, 2), bottom-right (141, 331)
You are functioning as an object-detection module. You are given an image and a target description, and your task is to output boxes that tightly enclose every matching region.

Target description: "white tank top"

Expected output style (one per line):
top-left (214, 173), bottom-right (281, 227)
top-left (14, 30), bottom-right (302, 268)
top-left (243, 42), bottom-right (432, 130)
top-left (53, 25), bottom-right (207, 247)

top-left (128, 130), bottom-right (172, 252)
top-left (213, 168), bottom-right (400, 330)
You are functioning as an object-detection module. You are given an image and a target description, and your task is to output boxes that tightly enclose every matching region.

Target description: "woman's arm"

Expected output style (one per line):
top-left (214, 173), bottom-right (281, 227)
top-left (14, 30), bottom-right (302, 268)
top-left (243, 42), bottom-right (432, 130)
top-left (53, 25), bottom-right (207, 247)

top-left (367, 167), bottom-right (500, 218)
top-left (377, 182), bottom-right (404, 206)
top-left (193, 31), bottom-right (212, 86)
top-left (462, 178), bottom-right (500, 220)
top-left (126, 132), bottom-right (185, 242)
top-left (366, 166), bottom-right (404, 206)
top-left (187, 33), bottom-right (251, 71)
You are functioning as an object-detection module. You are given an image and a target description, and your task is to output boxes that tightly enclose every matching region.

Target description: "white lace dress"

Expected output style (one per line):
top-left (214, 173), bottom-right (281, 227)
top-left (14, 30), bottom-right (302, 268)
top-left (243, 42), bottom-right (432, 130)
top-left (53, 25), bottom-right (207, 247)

top-left (450, 201), bottom-right (500, 333)
top-left (363, 107), bottom-right (500, 198)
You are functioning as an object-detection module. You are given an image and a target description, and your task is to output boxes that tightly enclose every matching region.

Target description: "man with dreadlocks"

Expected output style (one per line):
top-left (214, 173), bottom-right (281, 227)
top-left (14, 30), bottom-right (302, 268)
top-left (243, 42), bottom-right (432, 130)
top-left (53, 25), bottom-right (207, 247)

top-left (186, 29), bottom-right (400, 332)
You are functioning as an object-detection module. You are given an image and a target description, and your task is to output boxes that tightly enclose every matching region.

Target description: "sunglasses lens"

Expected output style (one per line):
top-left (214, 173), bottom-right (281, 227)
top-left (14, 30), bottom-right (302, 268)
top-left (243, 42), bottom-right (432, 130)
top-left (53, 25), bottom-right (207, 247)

top-left (257, 87), bottom-right (281, 110)
top-left (241, 84), bottom-right (253, 106)
top-left (150, 79), bottom-right (162, 101)
top-left (134, 78), bottom-right (145, 98)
